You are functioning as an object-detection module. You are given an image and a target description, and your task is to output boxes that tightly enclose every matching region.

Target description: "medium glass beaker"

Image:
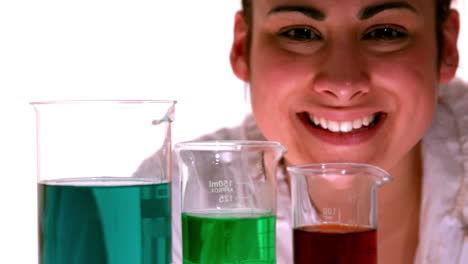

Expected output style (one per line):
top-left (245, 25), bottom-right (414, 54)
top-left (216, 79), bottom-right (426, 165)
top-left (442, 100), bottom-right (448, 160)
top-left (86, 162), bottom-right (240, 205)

top-left (32, 100), bottom-right (175, 264)
top-left (175, 141), bottom-right (286, 264)
top-left (287, 163), bottom-right (393, 264)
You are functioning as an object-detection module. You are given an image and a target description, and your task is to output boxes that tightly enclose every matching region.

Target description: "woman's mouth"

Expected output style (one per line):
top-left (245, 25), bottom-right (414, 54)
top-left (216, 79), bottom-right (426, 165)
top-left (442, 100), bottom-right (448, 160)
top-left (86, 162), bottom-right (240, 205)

top-left (299, 112), bottom-right (386, 145)
top-left (307, 112), bottom-right (382, 133)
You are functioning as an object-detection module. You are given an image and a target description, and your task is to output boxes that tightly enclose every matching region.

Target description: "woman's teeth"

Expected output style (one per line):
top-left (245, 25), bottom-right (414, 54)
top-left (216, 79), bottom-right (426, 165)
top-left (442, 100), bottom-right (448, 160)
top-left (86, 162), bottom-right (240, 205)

top-left (309, 114), bottom-right (377, 133)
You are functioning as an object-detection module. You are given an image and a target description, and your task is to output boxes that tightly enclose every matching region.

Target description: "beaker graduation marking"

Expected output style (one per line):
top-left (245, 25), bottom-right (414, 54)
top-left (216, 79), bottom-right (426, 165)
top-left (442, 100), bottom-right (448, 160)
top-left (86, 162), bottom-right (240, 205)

top-left (208, 179), bottom-right (234, 203)
top-left (322, 207), bottom-right (342, 222)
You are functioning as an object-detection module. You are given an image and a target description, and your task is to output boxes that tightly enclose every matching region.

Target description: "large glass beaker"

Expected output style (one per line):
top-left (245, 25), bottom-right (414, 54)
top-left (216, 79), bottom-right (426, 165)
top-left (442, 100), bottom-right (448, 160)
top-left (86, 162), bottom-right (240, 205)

top-left (175, 140), bottom-right (286, 264)
top-left (288, 163), bottom-right (392, 264)
top-left (32, 100), bottom-right (175, 264)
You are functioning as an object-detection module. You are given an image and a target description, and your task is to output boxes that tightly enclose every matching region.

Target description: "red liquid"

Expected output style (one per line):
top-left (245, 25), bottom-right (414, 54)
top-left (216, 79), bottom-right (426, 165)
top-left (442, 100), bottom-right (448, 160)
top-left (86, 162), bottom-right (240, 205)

top-left (294, 224), bottom-right (377, 264)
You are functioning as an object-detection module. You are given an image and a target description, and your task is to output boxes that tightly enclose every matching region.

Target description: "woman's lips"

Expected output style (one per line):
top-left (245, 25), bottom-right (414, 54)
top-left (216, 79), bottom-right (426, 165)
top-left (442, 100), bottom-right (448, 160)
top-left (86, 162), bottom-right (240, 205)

top-left (298, 112), bottom-right (387, 145)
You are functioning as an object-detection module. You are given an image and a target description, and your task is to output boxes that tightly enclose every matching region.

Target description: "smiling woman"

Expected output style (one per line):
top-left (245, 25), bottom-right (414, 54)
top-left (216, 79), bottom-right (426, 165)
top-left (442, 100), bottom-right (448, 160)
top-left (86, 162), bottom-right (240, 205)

top-left (234, 0), bottom-right (451, 170)
top-left (0, 0), bottom-right (466, 263)
top-left (168, 0), bottom-right (468, 264)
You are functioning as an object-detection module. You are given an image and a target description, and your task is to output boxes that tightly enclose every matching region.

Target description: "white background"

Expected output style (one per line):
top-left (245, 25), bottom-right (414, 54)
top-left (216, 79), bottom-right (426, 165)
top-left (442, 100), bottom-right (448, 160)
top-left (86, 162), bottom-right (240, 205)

top-left (0, 1), bottom-right (466, 262)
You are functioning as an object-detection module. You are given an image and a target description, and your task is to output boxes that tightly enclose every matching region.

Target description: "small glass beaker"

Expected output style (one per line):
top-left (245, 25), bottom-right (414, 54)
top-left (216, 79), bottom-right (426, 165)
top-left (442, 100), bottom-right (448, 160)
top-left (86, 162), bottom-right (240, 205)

top-left (32, 100), bottom-right (175, 264)
top-left (287, 163), bottom-right (392, 264)
top-left (175, 140), bottom-right (286, 264)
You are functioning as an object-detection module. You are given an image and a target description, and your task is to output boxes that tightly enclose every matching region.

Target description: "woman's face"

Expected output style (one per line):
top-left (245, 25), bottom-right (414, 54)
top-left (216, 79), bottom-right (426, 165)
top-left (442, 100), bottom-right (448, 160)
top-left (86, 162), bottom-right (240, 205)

top-left (231, 0), bottom-right (459, 170)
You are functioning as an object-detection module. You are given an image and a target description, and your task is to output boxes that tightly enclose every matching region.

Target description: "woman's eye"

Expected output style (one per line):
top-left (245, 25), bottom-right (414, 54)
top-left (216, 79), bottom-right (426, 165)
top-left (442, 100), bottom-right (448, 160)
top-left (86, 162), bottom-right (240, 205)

top-left (279, 27), bottom-right (322, 41)
top-left (363, 26), bottom-right (408, 41)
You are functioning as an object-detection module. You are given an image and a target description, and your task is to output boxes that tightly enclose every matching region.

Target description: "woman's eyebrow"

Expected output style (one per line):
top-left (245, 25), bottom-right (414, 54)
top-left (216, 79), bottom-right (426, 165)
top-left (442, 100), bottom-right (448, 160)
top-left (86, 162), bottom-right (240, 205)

top-left (359, 1), bottom-right (418, 19)
top-left (268, 5), bottom-right (326, 21)
top-left (267, 1), bottom-right (417, 21)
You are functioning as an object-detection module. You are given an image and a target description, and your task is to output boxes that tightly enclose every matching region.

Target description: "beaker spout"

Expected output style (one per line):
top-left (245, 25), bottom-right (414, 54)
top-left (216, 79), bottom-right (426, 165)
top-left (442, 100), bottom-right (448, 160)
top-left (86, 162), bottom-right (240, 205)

top-left (152, 101), bottom-right (176, 124)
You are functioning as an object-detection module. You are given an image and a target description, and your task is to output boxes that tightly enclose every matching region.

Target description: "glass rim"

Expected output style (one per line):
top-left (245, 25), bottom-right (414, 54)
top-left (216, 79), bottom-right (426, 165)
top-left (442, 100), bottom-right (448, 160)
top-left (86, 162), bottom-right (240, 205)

top-left (287, 162), bottom-right (393, 182)
top-left (174, 140), bottom-right (286, 152)
top-left (29, 99), bottom-right (177, 106)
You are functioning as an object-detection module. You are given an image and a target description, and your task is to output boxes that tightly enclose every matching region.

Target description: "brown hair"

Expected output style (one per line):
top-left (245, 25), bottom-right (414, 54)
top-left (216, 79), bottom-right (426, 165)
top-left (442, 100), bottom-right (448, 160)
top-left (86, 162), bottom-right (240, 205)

top-left (241, 0), bottom-right (452, 63)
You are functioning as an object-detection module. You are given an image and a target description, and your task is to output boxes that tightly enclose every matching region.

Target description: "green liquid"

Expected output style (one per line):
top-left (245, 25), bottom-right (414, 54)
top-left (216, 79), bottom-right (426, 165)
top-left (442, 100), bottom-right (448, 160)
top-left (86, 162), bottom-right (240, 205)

top-left (38, 178), bottom-right (171, 264)
top-left (182, 211), bottom-right (276, 264)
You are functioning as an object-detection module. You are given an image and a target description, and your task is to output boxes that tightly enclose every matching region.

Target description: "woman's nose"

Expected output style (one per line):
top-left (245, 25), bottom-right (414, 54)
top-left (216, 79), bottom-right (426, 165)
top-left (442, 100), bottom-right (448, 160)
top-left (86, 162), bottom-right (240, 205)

top-left (312, 42), bottom-right (371, 102)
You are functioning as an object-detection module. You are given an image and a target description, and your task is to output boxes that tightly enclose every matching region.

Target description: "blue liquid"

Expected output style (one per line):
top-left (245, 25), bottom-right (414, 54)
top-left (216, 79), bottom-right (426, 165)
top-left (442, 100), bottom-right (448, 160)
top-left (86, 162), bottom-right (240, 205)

top-left (38, 178), bottom-right (171, 264)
